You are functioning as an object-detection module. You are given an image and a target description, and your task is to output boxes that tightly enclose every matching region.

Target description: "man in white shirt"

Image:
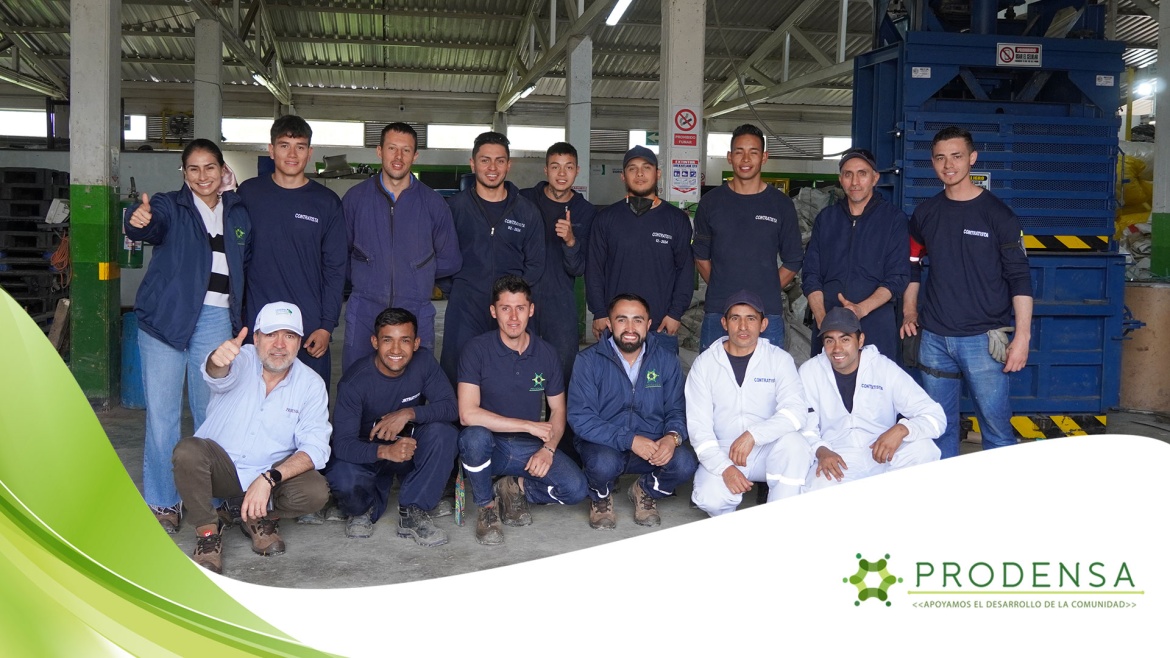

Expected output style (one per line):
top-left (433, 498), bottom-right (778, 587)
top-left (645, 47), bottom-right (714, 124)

top-left (686, 290), bottom-right (814, 516)
top-left (800, 307), bottom-right (943, 491)
top-left (172, 302), bottom-right (331, 573)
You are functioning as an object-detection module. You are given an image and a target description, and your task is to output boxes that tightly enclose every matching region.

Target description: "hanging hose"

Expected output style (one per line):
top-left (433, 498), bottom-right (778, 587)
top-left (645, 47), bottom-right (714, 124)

top-left (49, 233), bottom-right (71, 289)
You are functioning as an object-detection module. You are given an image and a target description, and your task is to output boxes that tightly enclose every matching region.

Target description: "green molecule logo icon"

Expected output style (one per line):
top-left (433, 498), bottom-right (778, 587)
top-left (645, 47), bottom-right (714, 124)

top-left (844, 553), bottom-right (902, 607)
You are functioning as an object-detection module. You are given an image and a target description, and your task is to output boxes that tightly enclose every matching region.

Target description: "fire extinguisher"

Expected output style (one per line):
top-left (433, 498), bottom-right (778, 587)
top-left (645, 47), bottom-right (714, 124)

top-left (119, 176), bottom-right (143, 269)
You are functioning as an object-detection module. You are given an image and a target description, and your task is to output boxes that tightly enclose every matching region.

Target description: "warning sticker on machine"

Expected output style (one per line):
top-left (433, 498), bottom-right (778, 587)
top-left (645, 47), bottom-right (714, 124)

top-left (969, 172), bottom-right (991, 190)
top-left (912, 67), bottom-right (931, 79)
top-left (1096, 75), bottom-right (1115, 87)
top-left (997, 43), bottom-right (1041, 67)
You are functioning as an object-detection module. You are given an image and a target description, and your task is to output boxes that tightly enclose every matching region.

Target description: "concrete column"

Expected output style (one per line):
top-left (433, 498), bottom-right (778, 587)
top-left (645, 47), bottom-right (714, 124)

top-left (492, 111), bottom-right (508, 134)
top-left (194, 18), bottom-right (223, 143)
top-left (69, 0), bottom-right (122, 403)
top-left (1151, 0), bottom-right (1170, 277)
top-left (565, 35), bottom-right (592, 198)
top-left (658, 0), bottom-right (706, 205)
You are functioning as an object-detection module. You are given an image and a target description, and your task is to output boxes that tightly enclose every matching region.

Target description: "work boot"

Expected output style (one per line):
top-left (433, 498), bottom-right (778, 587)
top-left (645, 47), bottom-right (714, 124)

top-left (493, 476), bottom-right (531, 527)
top-left (627, 479), bottom-right (661, 527)
top-left (241, 518), bottom-right (286, 555)
top-left (295, 510), bottom-right (324, 525)
top-left (152, 504), bottom-right (182, 534)
top-left (428, 499), bottom-right (454, 518)
top-left (217, 497), bottom-right (243, 527)
top-left (589, 496), bottom-right (617, 530)
top-left (324, 502), bottom-right (346, 522)
top-left (192, 523), bottom-right (223, 574)
top-left (345, 510), bottom-right (374, 539)
top-left (397, 505), bottom-right (449, 547)
top-left (475, 504), bottom-right (504, 546)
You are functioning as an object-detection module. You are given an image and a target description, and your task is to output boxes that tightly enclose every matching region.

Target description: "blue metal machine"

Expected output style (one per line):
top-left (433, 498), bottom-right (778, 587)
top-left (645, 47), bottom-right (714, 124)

top-left (853, 0), bottom-right (1137, 438)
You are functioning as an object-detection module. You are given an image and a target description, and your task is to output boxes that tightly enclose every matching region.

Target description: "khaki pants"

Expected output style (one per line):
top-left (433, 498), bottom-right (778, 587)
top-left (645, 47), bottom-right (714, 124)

top-left (172, 436), bottom-right (328, 529)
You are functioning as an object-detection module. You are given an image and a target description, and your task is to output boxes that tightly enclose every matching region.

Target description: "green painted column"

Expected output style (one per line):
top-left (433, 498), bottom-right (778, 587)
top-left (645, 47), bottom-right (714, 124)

top-left (1152, 213), bottom-right (1170, 278)
top-left (69, 185), bottom-right (121, 401)
top-left (69, 0), bottom-right (122, 404)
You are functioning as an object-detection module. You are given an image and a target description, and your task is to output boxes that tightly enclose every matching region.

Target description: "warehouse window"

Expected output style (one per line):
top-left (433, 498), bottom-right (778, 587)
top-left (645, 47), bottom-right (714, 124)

top-left (221, 118), bottom-right (364, 146)
top-left (124, 115), bottom-right (147, 141)
top-left (707, 132), bottom-right (732, 155)
top-left (0, 110), bottom-right (47, 137)
top-left (508, 126), bottom-right (565, 152)
top-left (427, 124), bottom-right (493, 150)
top-left (823, 137), bottom-right (853, 159)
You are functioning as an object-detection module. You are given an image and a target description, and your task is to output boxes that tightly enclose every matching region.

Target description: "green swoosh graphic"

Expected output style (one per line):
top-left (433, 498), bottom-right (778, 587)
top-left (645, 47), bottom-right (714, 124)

top-left (0, 290), bottom-right (337, 657)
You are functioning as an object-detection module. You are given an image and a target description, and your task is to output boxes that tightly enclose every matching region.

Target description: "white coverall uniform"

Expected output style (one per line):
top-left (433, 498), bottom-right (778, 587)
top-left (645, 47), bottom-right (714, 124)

top-left (686, 337), bottom-right (815, 516)
top-left (799, 345), bottom-right (944, 492)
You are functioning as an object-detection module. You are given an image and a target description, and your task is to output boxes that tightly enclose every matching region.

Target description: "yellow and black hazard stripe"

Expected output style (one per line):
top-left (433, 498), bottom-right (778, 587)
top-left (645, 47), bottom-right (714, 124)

top-left (1022, 235), bottom-right (1111, 252)
top-left (965, 415), bottom-right (1107, 440)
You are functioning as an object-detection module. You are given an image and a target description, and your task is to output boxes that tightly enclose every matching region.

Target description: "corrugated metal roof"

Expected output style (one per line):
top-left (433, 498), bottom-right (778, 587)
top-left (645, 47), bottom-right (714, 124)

top-left (0, 0), bottom-right (1158, 115)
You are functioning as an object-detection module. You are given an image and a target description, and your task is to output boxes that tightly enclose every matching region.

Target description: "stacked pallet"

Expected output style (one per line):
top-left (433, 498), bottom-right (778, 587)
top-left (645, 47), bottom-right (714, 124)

top-left (0, 167), bottom-right (70, 332)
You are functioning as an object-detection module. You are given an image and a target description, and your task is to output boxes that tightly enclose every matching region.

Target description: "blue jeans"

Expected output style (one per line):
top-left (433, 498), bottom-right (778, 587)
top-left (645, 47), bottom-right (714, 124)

top-left (326, 422), bottom-right (457, 521)
top-left (139, 305), bottom-right (231, 508)
top-left (700, 312), bottom-right (785, 352)
top-left (918, 329), bottom-right (1016, 459)
top-left (574, 439), bottom-right (698, 501)
top-left (458, 426), bottom-right (588, 507)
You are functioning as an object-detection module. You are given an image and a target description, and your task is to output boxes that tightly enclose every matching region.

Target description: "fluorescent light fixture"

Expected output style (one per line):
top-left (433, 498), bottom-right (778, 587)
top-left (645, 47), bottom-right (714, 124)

top-left (606, 0), bottom-right (633, 26)
top-left (1136, 81), bottom-right (1153, 97)
top-left (519, 84), bottom-right (537, 98)
top-left (251, 72), bottom-right (267, 85)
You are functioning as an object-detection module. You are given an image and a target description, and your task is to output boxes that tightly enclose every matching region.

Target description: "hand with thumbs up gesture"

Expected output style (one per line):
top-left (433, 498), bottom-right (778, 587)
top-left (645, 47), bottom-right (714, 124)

top-left (206, 327), bottom-right (249, 379)
top-left (128, 192), bottom-right (153, 229)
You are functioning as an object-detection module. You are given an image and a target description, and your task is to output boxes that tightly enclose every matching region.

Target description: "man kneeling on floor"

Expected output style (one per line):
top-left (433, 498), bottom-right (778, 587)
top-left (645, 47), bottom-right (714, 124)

top-left (457, 275), bottom-right (588, 545)
top-left (173, 302), bottom-right (331, 573)
top-left (686, 290), bottom-right (813, 516)
top-left (327, 307), bottom-right (458, 546)
top-left (800, 307), bottom-right (944, 491)
top-left (568, 293), bottom-right (697, 529)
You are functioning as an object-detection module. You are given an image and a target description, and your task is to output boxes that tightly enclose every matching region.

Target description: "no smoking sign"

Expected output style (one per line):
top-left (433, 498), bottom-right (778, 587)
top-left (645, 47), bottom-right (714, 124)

top-left (672, 106), bottom-right (700, 147)
top-left (675, 108), bottom-right (697, 132)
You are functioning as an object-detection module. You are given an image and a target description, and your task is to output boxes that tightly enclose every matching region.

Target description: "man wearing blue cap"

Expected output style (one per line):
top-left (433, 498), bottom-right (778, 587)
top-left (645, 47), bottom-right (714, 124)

top-left (686, 290), bottom-right (814, 516)
top-left (800, 307), bottom-right (943, 490)
top-left (586, 145), bottom-right (694, 354)
top-left (803, 147), bottom-right (909, 360)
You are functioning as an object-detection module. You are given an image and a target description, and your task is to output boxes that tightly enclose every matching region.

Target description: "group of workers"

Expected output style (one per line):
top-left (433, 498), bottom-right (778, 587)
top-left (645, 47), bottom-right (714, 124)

top-left (126, 116), bottom-right (1032, 574)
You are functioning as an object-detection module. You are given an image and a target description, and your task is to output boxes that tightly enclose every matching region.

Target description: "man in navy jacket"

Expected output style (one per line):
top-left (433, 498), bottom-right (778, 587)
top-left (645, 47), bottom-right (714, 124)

top-left (568, 293), bottom-right (697, 529)
top-left (803, 148), bottom-right (910, 360)
top-left (440, 132), bottom-right (545, 385)
top-left (342, 123), bottom-right (461, 370)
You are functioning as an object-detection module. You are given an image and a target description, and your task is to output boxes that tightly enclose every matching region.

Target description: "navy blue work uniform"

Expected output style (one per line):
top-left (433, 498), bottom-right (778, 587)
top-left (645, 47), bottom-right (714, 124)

top-left (440, 183), bottom-right (546, 385)
top-left (456, 331), bottom-right (587, 507)
top-left (326, 349), bottom-right (458, 521)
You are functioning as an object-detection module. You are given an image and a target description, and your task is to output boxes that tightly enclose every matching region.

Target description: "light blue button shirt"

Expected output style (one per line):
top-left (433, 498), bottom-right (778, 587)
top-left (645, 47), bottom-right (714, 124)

top-left (608, 337), bottom-right (645, 385)
top-left (197, 345), bottom-right (331, 489)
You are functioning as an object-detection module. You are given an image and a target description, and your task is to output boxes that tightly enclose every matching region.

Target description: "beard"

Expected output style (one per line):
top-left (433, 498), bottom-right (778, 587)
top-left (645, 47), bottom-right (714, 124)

top-left (616, 332), bottom-right (645, 353)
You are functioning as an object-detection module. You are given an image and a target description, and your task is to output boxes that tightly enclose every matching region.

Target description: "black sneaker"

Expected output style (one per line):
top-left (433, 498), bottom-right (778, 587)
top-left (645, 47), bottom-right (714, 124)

top-left (397, 505), bottom-right (449, 547)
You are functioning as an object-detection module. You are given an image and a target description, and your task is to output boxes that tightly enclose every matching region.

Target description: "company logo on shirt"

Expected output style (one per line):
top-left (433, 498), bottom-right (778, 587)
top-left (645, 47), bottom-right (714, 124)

top-left (401, 392), bottom-right (421, 403)
top-left (234, 226), bottom-right (246, 245)
top-left (506, 218), bottom-right (526, 233)
top-left (285, 407), bottom-right (300, 414)
top-left (652, 232), bottom-right (673, 245)
top-left (645, 369), bottom-right (662, 388)
top-left (756, 215), bottom-right (778, 223)
top-left (753, 377), bottom-right (776, 383)
top-left (294, 212), bottom-right (320, 224)
top-left (860, 383), bottom-right (884, 390)
top-left (963, 229), bottom-right (990, 238)
top-left (530, 373), bottom-right (545, 392)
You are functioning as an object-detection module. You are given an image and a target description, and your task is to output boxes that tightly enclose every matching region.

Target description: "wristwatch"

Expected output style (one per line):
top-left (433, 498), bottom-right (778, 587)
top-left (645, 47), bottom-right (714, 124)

top-left (267, 468), bottom-right (283, 484)
top-left (666, 431), bottom-right (682, 447)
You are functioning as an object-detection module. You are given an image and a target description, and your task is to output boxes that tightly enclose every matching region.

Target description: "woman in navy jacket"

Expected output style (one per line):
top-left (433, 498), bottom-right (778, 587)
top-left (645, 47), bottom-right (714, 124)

top-left (125, 139), bottom-right (251, 534)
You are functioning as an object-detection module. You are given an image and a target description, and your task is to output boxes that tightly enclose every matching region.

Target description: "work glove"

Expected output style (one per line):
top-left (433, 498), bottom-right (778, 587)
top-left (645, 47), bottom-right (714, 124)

top-left (987, 327), bottom-right (1014, 364)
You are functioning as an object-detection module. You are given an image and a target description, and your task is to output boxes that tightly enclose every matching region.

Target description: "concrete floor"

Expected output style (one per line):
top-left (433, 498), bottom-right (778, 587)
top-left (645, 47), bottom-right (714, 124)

top-left (96, 300), bottom-right (1170, 588)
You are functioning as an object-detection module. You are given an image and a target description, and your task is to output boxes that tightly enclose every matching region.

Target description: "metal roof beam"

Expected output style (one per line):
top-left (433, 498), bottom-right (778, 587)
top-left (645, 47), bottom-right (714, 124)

top-left (787, 26), bottom-right (832, 67)
top-left (1127, 0), bottom-right (1159, 19)
top-left (704, 0), bottom-right (821, 108)
top-left (0, 16), bottom-right (67, 98)
top-left (186, 0), bottom-right (291, 105)
top-left (0, 65), bottom-right (64, 98)
top-left (705, 59), bottom-right (854, 118)
top-left (497, 0), bottom-right (617, 113)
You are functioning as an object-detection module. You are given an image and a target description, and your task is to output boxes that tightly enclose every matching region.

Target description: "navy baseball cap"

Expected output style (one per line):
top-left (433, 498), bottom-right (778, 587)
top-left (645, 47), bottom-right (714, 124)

top-left (838, 148), bottom-right (878, 171)
top-left (722, 289), bottom-right (766, 316)
top-left (623, 145), bottom-right (658, 170)
top-left (820, 307), bottom-right (861, 334)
